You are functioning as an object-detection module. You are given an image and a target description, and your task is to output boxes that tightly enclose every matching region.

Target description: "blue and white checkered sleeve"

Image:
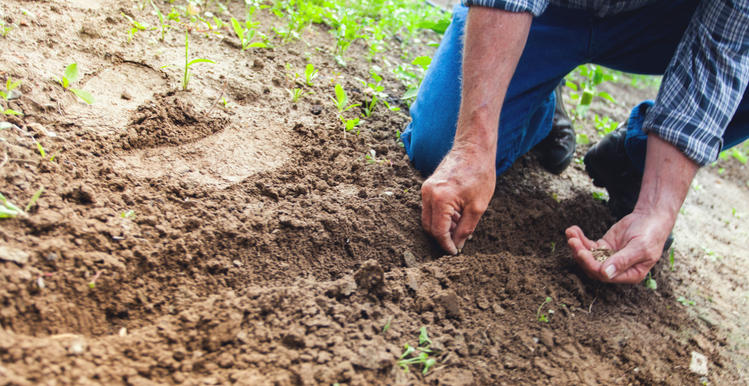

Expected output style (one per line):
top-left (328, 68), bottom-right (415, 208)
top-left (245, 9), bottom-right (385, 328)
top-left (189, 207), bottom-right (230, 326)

top-left (461, 0), bottom-right (549, 17)
top-left (643, 0), bottom-right (749, 166)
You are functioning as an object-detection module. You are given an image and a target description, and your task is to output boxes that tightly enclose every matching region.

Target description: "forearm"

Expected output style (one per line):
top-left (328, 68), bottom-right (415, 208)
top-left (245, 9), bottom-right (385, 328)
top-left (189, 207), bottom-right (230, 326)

top-left (634, 133), bottom-right (699, 226)
top-left (456, 7), bottom-right (532, 156)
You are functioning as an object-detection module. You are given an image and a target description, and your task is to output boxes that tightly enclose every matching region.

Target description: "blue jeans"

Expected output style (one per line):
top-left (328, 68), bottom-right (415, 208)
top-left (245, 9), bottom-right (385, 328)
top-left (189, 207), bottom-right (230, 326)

top-left (402, 0), bottom-right (749, 176)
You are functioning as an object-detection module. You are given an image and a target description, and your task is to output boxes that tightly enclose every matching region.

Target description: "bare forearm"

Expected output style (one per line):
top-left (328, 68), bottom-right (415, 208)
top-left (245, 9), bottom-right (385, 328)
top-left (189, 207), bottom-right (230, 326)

top-left (456, 7), bottom-right (532, 156)
top-left (634, 134), bottom-right (699, 226)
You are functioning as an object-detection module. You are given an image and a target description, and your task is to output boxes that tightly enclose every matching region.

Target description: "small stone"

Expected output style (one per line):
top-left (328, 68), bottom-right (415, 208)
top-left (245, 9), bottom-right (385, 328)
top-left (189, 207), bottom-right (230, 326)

top-left (232, 260), bottom-right (243, 267)
top-left (492, 303), bottom-right (506, 315)
top-left (403, 251), bottom-right (419, 268)
top-left (435, 290), bottom-right (461, 318)
top-left (689, 351), bottom-right (708, 376)
top-left (69, 337), bottom-right (87, 354)
top-left (311, 105), bottom-right (323, 115)
top-left (119, 327), bottom-right (127, 337)
top-left (45, 253), bottom-right (58, 261)
top-left (121, 91), bottom-right (132, 100)
top-left (253, 58), bottom-right (264, 69)
top-left (0, 246), bottom-right (30, 264)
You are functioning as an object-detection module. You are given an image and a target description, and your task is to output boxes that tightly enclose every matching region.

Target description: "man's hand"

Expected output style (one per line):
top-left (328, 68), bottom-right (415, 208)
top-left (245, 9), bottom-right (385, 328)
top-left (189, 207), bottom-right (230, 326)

top-left (419, 7), bottom-right (532, 254)
top-left (567, 133), bottom-right (699, 283)
top-left (422, 144), bottom-right (496, 254)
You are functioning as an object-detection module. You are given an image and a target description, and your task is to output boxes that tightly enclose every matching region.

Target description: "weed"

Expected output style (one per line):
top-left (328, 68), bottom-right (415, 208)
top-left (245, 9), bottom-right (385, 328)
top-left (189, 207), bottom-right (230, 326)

top-left (52, 63), bottom-right (96, 104)
top-left (0, 193), bottom-right (26, 218)
top-left (382, 317), bottom-right (392, 333)
top-left (644, 271), bottom-right (657, 290)
top-left (1, 20), bottom-right (15, 37)
top-left (397, 327), bottom-right (438, 375)
top-left (669, 248), bottom-right (675, 271)
top-left (551, 241), bottom-right (556, 254)
top-left (150, 1), bottom-right (173, 41)
top-left (395, 129), bottom-right (405, 147)
top-left (122, 13), bottom-right (150, 42)
top-left (359, 71), bottom-right (386, 117)
top-left (35, 141), bottom-right (59, 162)
top-left (88, 270), bottom-right (103, 289)
top-left (677, 296), bottom-right (696, 306)
top-left (1, 77), bottom-right (21, 101)
top-left (162, 32), bottom-right (215, 91)
top-left (303, 63), bottom-right (319, 86)
top-left (537, 296), bottom-right (552, 323)
top-left (287, 88), bottom-right (313, 103)
top-left (230, 16), bottom-right (267, 50)
top-left (383, 100), bottom-right (401, 112)
top-left (576, 132), bottom-right (589, 145)
top-left (732, 208), bottom-right (743, 219)
top-left (592, 191), bottom-right (608, 202)
top-left (330, 84), bottom-right (361, 135)
top-left (365, 149), bottom-right (392, 166)
top-left (121, 210), bottom-right (136, 219)
top-left (24, 187), bottom-right (44, 212)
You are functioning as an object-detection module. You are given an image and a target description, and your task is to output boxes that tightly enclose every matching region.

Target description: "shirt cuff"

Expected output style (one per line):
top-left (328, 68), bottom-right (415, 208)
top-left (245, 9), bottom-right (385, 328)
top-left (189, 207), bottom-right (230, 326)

top-left (642, 107), bottom-right (723, 167)
top-left (461, 0), bottom-right (549, 17)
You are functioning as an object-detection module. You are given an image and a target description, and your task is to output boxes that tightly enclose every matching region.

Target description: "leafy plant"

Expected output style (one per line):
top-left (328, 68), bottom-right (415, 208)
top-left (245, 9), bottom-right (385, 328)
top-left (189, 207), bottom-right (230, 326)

top-left (287, 88), bottom-right (313, 103)
top-left (537, 296), bottom-right (552, 323)
top-left (359, 71), bottom-right (386, 117)
top-left (397, 327), bottom-right (438, 375)
top-left (566, 65), bottom-right (617, 118)
top-left (592, 191), bottom-right (608, 202)
top-left (1, 77), bottom-right (21, 101)
top-left (365, 149), bottom-right (392, 166)
top-left (330, 83), bottom-right (361, 134)
top-left (644, 271), bottom-right (657, 290)
top-left (121, 210), bottom-right (136, 219)
top-left (677, 296), bottom-right (696, 306)
top-left (0, 20), bottom-right (15, 37)
top-left (122, 13), bottom-right (150, 42)
top-left (593, 114), bottom-right (620, 137)
top-left (230, 16), bottom-right (267, 50)
top-left (151, 1), bottom-right (173, 41)
top-left (382, 317), bottom-right (392, 333)
top-left (0, 193), bottom-right (26, 218)
top-left (52, 63), bottom-right (96, 104)
top-left (162, 32), bottom-right (215, 91)
top-left (303, 63), bottom-right (319, 86)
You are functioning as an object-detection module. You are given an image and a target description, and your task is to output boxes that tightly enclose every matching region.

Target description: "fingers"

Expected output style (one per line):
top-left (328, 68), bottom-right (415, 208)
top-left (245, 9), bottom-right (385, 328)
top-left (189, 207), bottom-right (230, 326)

top-left (430, 199), bottom-right (458, 255)
top-left (452, 204), bottom-right (484, 250)
top-left (600, 244), bottom-right (654, 284)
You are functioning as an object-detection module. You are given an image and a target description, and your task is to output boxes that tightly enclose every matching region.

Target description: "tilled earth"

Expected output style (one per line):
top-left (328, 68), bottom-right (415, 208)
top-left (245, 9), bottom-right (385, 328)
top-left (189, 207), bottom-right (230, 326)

top-left (0, 0), bottom-right (745, 385)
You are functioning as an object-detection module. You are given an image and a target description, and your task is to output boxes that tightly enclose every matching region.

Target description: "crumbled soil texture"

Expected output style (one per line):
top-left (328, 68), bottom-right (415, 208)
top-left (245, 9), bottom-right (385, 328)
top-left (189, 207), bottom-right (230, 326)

top-left (0, 0), bottom-right (742, 385)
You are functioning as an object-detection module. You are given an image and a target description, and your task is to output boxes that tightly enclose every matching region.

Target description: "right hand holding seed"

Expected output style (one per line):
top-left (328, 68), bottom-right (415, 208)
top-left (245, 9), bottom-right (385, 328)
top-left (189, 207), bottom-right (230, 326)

top-left (421, 144), bottom-right (496, 255)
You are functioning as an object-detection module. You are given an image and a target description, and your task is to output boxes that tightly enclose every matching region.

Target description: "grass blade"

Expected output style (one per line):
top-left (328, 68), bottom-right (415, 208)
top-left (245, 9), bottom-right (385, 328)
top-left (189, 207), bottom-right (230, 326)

top-left (25, 187), bottom-right (44, 212)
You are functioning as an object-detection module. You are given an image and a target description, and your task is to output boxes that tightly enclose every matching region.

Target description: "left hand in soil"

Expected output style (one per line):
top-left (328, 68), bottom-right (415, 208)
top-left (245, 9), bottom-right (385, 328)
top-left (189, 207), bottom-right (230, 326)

top-left (565, 210), bottom-right (673, 284)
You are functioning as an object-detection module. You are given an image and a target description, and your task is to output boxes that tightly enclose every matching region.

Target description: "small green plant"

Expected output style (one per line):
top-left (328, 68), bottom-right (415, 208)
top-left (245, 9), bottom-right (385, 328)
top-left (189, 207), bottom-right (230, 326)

top-left (677, 296), bottom-right (696, 306)
top-left (644, 271), bottom-right (657, 290)
top-left (35, 141), bottom-right (59, 161)
top-left (0, 20), bottom-right (15, 37)
top-left (151, 1), bottom-right (173, 41)
top-left (566, 65), bottom-right (617, 118)
top-left (162, 32), bottom-right (215, 91)
top-left (411, 56), bottom-right (431, 71)
top-left (576, 132), bottom-right (590, 145)
top-left (397, 327), bottom-right (438, 375)
top-left (365, 149), bottom-right (392, 166)
top-left (669, 248), bottom-right (675, 271)
top-left (0, 193), bottom-right (25, 218)
top-left (593, 114), bottom-right (620, 137)
top-left (382, 317), bottom-right (392, 334)
top-left (52, 63), bottom-right (96, 104)
top-left (330, 83), bottom-right (361, 134)
top-left (303, 63), bottom-right (319, 86)
top-left (287, 88), bottom-right (313, 103)
top-left (592, 191), bottom-right (608, 202)
top-left (121, 210), bottom-right (136, 219)
top-left (230, 16), bottom-right (267, 50)
top-left (551, 241), bottom-right (556, 254)
top-left (732, 208), bottom-right (743, 219)
top-left (122, 13), bottom-right (149, 42)
top-left (359, 71), bottom-right (386, 117)
top-left (1, 77), bottom-right (21, 101)
top-left (88, 270), bottom-right (102, 289)
top-left (537, 297), bottom-right (552, 323)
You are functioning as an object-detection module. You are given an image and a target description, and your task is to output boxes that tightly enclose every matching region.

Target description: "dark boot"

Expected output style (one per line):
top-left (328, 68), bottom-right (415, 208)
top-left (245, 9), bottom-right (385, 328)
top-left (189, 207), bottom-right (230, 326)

top-left (531, 84), bottom-right (576, 175)
top-left (584, 127), bottom-right (674, 251)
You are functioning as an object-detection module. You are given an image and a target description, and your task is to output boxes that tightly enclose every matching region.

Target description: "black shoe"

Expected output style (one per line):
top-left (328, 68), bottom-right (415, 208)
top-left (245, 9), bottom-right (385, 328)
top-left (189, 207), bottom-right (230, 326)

top-left (584, 127), bottom-right (674, 252)
top-left (531, 84), bottom-right (576, 175)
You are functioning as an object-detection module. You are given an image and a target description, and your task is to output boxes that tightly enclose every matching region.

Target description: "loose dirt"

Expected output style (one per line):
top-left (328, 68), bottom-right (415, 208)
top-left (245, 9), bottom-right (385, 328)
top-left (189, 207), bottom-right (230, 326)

top-left (591, 247), bottom-right (614, 263)
top-left (1, 0), bottom-right (748, 385)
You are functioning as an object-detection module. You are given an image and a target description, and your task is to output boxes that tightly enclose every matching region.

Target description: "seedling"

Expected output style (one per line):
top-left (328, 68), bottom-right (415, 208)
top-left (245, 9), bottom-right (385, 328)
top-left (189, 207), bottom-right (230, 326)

top-left (330, 84), bottom-right (361, 135)
top-left (593, 114), bottom-right (620, 137)
top-left (732, 208), bottom-right (743, 219)
top-left (551, 241), bottom-right (556, 254)
top-left (576, 133), bottom-right (590, 145)
top-left (395, 129), bottom-right (405, 147)
top-left (592, 191), bottom-right (608, 202)
top-left (676, 296), bottom-right (696, 306)
top-left (162, 32), bottom-right (215, 91)
top-left (230, 16), bottom-right (267, 50)
top-left (287, 88), bottom-right (313, 103)
top-left (3, 108), bottom-right (22, 116)
top-left (359, 71), bottom-right (386, 117)
top-left (382, 317), bottom-right (392, 333)
top-left (88, 270), bottom-right (103, 289)
top-left (0, 193), bottom-right (26, 218)
top-left (644, 271), bottom-right (657, 290)
top-left (383, 100), bottom-right (400, 112)
top-left (412, 56), bottom-right (431, 71)
top-left (397, 327), bottom-right (439, 375)
top-left (24, 187), bottom-right (44, 212)
top-left (122, 13), bottom-right (150, 42)
top-left (537, 296), bottom-right (552, 323)
top-left (303, 63), bottom-right (319, 86)
top-left (35, 141), bottom-right (59, 162)
top-left (566, 65), bottom-right (617, 118)
top-left (0, 21), bottom-right (15, 37)
top-left (150, 1), bottom-right (173, 41)
top-left (52, 63), bottom-right (96, 104)
top-left (121, 210), bottom-right (136, 219)
top-left (669, 248), bottom-right (675, 271)
top-left (365, 149), bottom-right (392, 166)
top-left (1, 77), bottom-right (21, 101)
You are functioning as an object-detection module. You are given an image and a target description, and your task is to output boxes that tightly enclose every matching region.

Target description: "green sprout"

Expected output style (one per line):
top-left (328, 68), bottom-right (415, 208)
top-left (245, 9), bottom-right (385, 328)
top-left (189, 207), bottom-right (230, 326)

top-left (644, 271), bottom-right (657, 290)
top-left (669, 248), bottom-right (675, 271)
top-left (287, 88), bottom-right (313, 103)
top-left (359, 71), bottom-right (386, 118)
top-left (397, 327), bottom-right (439, 375)
top-left (24, 187), bottom-right (44, 212)
top-left (35, 141), bottom-right (59, 162)
top-left (0, 193), bottom-right (26, 218)
top-left (151, 1), bottom-right (173, 41)
top-left (162, 32), bottom-right (215, 91)
top-left (592, 191), bottom-right (608, 202)
top-left (551, 241), bottom-right (556, 254)
top-left (677, 296), bottom-right (696, 306)
top-left (121, 210), bottom-right (136, 219)
top-left (732, 208), bottom-right (743, 219)
top-left (122, 13), bottom-right (149, 43)
top-left (382, 317), bottom-right (392, 334)
top-left (1, 77), bottom-right (21, 101)
top-left (52, 63), bottom-right (96, 104)
top-left (230, 16), bottom-right (267, 50)
top-left (330, 83), bottom-right (361, 134)
top-left (1, 20), bottom-right (15, 37)
top-left (537, 297), bottom-right (552, 323)
top-left (303, 63), bottom-right (319, 86)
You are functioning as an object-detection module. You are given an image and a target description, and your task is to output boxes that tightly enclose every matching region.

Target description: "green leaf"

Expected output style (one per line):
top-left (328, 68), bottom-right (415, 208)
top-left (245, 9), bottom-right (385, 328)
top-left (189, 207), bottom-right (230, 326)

top-left (580, 89), bottom-right (594, 106)
top-left (187, 58), bottom-right (215, 67)
top-left (36, 142), bottom-right (46, 158)
top-left (25, 187), bottom-right (44, 212)
top-left (62, 77), bottom-right (69, 89)
top-left (342, 103), bottom-right (360, 113)
top-left (415, 19), bottom-right (450, 35)
top-left (230, 17), bottom-right (244, 45)
top-left (247, 42), bottom-right (267, 48)
top-left (64, 63), bottom-right (79, 84)
top-left (402, 87), bottom-right (418, 100)
top-left (576, 133), bottom-right (589, 145)
top-left (411, 56), bottom-right (431, 68)
top-left (334, 83), bottom-right (347, 109)
top-left (597, 91), bottom-right (617, 104)
top-left (8, 80), bottom-right (21, 91)
top-left (4, 109), bottom-right (22, 116)
top-left (70, 89), bottom-right (96, 104)
top-left (419, 326), bottom-right (432, 346)
top-left (565, 80), bottom-right (578, 91)
top-left (423, 358), bottom-right (437, 374)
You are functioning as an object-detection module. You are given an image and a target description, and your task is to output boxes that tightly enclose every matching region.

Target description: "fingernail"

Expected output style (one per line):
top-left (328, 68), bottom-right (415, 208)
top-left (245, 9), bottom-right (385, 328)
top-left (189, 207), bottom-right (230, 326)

top-left (604, 265), bottom-right (617, 279)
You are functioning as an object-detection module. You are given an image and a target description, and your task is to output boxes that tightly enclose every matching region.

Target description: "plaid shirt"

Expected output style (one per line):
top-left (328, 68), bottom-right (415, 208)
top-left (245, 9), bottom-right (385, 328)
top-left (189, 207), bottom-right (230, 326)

top-left (462, 0), bottom-right (749, 166)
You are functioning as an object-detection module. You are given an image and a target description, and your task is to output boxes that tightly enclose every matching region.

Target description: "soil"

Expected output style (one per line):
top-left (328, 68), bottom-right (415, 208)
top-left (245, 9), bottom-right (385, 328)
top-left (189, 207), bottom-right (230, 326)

top-left (1, 0), bottom-right (749, 385)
